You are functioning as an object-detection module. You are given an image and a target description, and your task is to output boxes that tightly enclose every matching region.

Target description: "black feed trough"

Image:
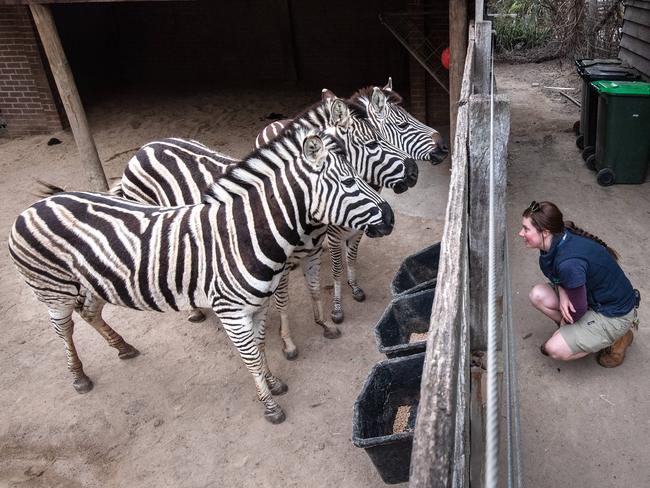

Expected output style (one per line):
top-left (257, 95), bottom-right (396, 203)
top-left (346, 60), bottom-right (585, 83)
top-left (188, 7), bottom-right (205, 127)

top-left (375, 287), bottom-right (435, 358)
top-left (390, 243), bottom-right (440, 296)
top-left (352, 352), bottom-right (425, 484)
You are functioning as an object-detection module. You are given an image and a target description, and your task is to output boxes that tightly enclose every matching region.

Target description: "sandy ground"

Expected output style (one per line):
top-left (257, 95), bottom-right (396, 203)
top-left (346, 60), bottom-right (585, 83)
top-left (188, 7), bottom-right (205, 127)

top-left (499, 60), bottom-right (650, 488)
top-left (0, 86), bottom-right (449, 487)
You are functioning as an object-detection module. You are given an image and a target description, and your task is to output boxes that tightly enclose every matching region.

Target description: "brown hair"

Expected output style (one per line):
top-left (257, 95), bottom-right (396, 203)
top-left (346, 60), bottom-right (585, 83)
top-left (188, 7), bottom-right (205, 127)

top-left (523, 200), bottom-right (619, 261)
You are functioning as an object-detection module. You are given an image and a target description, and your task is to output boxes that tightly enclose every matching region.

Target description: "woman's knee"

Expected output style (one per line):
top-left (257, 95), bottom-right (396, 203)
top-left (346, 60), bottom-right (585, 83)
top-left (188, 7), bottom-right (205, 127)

top-left (529, 284), bottom-right (553, 307)
top-left (543, 336), bottom-right (573, 361)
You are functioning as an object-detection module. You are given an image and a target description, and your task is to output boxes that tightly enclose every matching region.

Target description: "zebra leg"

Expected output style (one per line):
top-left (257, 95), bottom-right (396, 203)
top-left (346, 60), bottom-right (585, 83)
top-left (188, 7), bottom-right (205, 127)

top-left (76, 294), bottom-right (139, 360)
top-left (47, 305), bottom-right (93, 394)
top-left (302, 252), bottom-right (341, 339)
top-left (219, 314), bottom-right (286, 424)
top-left (273, 267), bottom-right (299, 360)
top-left (346, 232), bottom-right (366, 302)
top-left (328, 233), bottom-right (345, 324)
top-left (253, 305), bottom-right (288, 396)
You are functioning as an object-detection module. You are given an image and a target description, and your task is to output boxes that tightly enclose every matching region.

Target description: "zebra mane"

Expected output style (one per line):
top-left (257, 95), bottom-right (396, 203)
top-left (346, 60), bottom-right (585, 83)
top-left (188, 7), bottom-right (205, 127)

top-left (203, 126), bottom-right (344, 205)
top-left (350, 86), bottom-right (404, 106)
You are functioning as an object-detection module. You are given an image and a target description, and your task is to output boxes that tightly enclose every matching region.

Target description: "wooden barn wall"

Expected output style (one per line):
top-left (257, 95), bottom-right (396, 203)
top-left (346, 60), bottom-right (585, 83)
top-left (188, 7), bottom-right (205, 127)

top-left (619, 0), bottom-right (650, 80)
top-left (52, 0), bottom-right (410, 94)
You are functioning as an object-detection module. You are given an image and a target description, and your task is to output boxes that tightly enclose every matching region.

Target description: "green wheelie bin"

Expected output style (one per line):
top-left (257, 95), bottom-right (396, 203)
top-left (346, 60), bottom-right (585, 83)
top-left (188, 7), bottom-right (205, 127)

top-left (591, 80), bottom-right (650, 186)
top-left (574, 60), bottom-right (640, 161)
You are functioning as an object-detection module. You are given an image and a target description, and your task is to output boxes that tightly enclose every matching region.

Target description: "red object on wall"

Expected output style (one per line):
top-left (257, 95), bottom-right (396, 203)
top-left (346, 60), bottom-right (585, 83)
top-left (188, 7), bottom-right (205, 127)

top-left (441, 47), bottom-right (450, 70)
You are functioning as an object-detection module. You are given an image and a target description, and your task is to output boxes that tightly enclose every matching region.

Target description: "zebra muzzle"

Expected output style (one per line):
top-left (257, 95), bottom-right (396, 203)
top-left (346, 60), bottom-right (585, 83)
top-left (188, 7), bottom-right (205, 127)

top-left (365, 202), bottom-right (394, 238)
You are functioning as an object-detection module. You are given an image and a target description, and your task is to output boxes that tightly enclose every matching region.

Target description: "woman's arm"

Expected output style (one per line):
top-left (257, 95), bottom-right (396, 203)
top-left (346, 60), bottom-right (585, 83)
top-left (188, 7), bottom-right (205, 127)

top-left (558, 284), bottom-right (588, 323)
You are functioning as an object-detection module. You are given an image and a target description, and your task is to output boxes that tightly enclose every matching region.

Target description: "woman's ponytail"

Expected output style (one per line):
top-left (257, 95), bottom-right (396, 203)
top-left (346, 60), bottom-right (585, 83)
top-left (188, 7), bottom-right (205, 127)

top-left (564, 220), bottom-right (620, 261)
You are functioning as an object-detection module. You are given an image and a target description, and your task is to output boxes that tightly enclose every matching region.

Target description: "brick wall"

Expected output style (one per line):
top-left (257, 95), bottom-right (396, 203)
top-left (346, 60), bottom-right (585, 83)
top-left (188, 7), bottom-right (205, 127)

top-left (0, 6), bottom-right (63, 137)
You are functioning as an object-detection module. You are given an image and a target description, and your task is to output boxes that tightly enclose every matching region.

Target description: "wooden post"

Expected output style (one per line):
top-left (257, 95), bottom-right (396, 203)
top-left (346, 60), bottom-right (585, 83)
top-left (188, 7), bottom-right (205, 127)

top-left (449, 0), bottom-right (468, 155)
top-left (473, 21), bottom-right (492, 95)
top-left (467, 94), bottom-right (510, 350)
top-left (30, 4), bottom-right (108, 191)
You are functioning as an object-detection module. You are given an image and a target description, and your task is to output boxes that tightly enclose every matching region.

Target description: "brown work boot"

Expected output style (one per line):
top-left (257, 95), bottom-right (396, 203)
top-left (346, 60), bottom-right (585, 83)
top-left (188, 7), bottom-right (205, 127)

top-left (597, 330), bottom-right (634, 368)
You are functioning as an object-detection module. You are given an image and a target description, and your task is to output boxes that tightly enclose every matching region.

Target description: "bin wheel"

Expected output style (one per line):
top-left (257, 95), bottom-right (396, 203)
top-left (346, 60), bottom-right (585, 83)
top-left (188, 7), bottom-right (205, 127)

top-left (597, 168), bottom-right (615, 187)
top-left (581, 146), bottom-right (594, 161)
top-left (576, 135), bottom-right (584, 150)
top-left (573, 120), bottom-right (580, 135)
top-left (586, 154), bottom-right (597, 171)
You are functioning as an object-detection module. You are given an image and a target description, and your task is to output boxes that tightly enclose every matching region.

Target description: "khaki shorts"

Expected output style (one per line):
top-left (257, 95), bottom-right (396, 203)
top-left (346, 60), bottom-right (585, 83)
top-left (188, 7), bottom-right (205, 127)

top-left (559, 308), bottom-right (636, 354)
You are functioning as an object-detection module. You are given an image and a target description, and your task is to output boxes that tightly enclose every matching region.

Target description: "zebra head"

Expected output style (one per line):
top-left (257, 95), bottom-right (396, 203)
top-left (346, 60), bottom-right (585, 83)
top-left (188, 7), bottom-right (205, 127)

top-left (322, 89), bottom-right (418, 194)
top-left (299, 129), bottom-right (394, 238)
top-left (350, 78), bottom-right (449, 164)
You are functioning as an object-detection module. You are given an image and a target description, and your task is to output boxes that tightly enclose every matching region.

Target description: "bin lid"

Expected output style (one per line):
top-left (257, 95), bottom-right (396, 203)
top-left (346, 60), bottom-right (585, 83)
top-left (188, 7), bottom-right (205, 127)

top-left (575, 58), bottom-right (622, 69)
top-left (592, 80), bottom-right (650, 96)
top-left (580, 65), bottom-right (641, 81)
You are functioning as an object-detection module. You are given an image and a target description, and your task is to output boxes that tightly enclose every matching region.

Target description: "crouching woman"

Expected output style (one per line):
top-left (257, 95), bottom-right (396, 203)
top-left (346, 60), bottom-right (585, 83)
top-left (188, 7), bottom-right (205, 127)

top-left (519, 200), bottom-right (639, 367)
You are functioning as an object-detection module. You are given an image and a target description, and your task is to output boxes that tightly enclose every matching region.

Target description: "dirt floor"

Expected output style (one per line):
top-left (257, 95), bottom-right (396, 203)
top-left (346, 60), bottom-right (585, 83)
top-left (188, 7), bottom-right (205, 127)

top-left (0, 86), bottom-right (449, 487)
top-left (500, 60), bottom-right (650, 488)
top-left (1, 60), bottom-right (648, 488)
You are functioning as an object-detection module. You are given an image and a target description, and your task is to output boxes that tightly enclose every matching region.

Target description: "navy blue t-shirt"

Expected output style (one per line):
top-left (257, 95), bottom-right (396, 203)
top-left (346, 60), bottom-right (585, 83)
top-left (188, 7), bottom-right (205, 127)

top-left (538, 230), bottom-right (635, 317)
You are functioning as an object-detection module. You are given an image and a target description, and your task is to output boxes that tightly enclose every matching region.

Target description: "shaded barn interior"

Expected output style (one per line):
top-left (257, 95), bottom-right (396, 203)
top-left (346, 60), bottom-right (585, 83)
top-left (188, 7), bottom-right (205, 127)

top-left (0, 0), bottom-right (450, 137)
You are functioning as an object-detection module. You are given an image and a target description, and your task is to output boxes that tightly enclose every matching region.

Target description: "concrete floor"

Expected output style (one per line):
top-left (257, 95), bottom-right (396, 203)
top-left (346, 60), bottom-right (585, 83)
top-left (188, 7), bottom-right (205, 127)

top-left (499, 61), bottom-right (650, 488)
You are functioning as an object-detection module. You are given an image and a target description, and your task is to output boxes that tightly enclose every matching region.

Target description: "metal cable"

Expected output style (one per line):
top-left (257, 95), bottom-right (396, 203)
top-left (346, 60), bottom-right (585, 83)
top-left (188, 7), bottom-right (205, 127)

top-left (483, 33), bottom-right (500, 488)
top-left (504, 236), bottom-right (524, 488)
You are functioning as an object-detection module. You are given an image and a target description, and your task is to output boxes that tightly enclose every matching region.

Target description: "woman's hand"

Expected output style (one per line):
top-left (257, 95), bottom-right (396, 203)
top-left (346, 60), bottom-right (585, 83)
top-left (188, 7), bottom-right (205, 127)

top-left (557, 286), bottom-right (576, 324)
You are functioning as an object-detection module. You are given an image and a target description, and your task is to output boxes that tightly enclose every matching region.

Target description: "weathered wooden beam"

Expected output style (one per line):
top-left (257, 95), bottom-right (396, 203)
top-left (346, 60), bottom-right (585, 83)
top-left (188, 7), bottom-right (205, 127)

top-left (448, 0), bottom-right (468, 154)
top-left (473, 21), bottom-right (492, 95)
top-left (467, 94), bottom-right (510, 350)
top-left (30, 3), bottom-right (108, 191)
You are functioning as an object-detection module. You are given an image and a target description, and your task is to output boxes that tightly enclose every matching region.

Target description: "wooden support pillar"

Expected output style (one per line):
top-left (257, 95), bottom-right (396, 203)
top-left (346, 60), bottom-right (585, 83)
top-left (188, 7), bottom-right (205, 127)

top-left (449, 0), bottom-right (468, 155)
top-left (30, 4), bottom-right (108, 191)
top-left (467, 94), bottom-right (510, 350)
top-left (473, 21), bottom-right (493, 95)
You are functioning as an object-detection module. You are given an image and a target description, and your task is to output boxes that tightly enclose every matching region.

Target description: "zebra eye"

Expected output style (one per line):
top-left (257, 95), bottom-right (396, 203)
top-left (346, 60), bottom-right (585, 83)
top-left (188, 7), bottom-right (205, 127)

top-left (342, 178), bottom-right (356, 188)
top-left (397, 122), bottom-right (409, 129)
top-left (365, 141), bottom-right (380, 149)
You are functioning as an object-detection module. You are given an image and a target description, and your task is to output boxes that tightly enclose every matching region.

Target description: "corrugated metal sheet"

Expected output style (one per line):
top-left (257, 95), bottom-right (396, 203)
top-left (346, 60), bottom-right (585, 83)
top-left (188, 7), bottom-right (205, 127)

top-left (620, 0), bottom-right (650, 79)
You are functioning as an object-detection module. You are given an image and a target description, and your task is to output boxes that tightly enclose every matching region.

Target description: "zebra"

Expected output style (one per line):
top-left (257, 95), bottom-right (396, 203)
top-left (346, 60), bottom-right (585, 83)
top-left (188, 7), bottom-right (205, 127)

top-left (114, 93), bottom-right (416, 360)
top-left (8, 127), bottom-right (394, 424)
top-left (257, 82), bottom-right (448, 324)
top-left (349, 77), bottom-right (449, 164)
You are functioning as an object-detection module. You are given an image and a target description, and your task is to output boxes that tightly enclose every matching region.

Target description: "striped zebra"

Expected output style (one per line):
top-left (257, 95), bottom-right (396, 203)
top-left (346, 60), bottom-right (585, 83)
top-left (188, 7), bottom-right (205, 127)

top-left (9, 127), bottom-right (393, 424)
top-left (257, 83), bottom-right (448, 324)
top-left (115, 93), bottom-right (415, 360)
top-left (349, 77), bottom-right (449, 164)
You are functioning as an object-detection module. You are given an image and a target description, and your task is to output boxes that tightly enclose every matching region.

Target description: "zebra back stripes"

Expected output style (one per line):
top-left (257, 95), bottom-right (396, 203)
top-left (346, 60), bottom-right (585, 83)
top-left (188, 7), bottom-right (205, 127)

top-left (9, 127), bottom-right (392, 423)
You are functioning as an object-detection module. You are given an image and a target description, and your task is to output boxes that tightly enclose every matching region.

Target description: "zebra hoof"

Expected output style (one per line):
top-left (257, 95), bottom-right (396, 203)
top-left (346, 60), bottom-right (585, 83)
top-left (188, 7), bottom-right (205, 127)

top-left (331, 309), bottom-right (344, 324)
top-left (323, 325), bottom-right (342, 339)
top-left (73, 375), bottom-right (94, 394)
top-left (269, 380), bottom-right (289, 396)
top-left (264, 406), bottom-right (286, 424)
top-left (351, 288), bottom-right (366, 302)
top-left (283, 347), bottom-right (299, 361)
top-left (187, 309), bottom-right (207, 323)
top-left (118, 345), bottom-right (140, 360)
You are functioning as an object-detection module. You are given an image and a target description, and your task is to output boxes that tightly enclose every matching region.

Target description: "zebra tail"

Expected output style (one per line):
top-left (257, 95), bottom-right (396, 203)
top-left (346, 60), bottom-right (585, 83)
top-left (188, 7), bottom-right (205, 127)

top-left (33, 178), bottom-right (66, 198)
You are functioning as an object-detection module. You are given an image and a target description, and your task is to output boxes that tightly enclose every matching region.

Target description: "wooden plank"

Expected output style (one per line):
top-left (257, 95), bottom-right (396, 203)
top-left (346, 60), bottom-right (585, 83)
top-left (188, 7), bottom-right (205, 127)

top-left (30, 4), bottom-right (108, 191)
top-left (619, 46), bottom-right (650, 79)
top-left (410, 29), bottom-right (475, 487)
top-left (620, 33), bottom-right (650, 60)
top-left (622, 19), bottom-right (650, 45)
top-left (624, 5), bottom-right (650, 25)
top-left (624, 0), bottom-right (650, 11)
top-left (449, 0), bottom-right (468, 154)
top-left (473, 21), bottom-right (492, 95)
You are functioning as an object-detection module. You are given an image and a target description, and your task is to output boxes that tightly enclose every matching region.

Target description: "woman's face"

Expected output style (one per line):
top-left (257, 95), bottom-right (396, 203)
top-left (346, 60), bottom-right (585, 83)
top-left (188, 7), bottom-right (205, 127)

top-left (519, 216), bottom-right (549, 250)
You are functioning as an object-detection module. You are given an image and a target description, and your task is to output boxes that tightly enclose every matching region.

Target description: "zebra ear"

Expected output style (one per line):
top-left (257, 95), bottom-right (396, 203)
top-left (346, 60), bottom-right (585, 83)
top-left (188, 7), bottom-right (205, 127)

top-left (302, 135), bottom-right (326, 171)
top-left (371, 87), bottom-right (387, 113)
top-left (330, 99), bottom-right (351, 128)
top-left (383, 77), bottom-right (393, 91)
top-left (322, 88), bottom-right (337, 101)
